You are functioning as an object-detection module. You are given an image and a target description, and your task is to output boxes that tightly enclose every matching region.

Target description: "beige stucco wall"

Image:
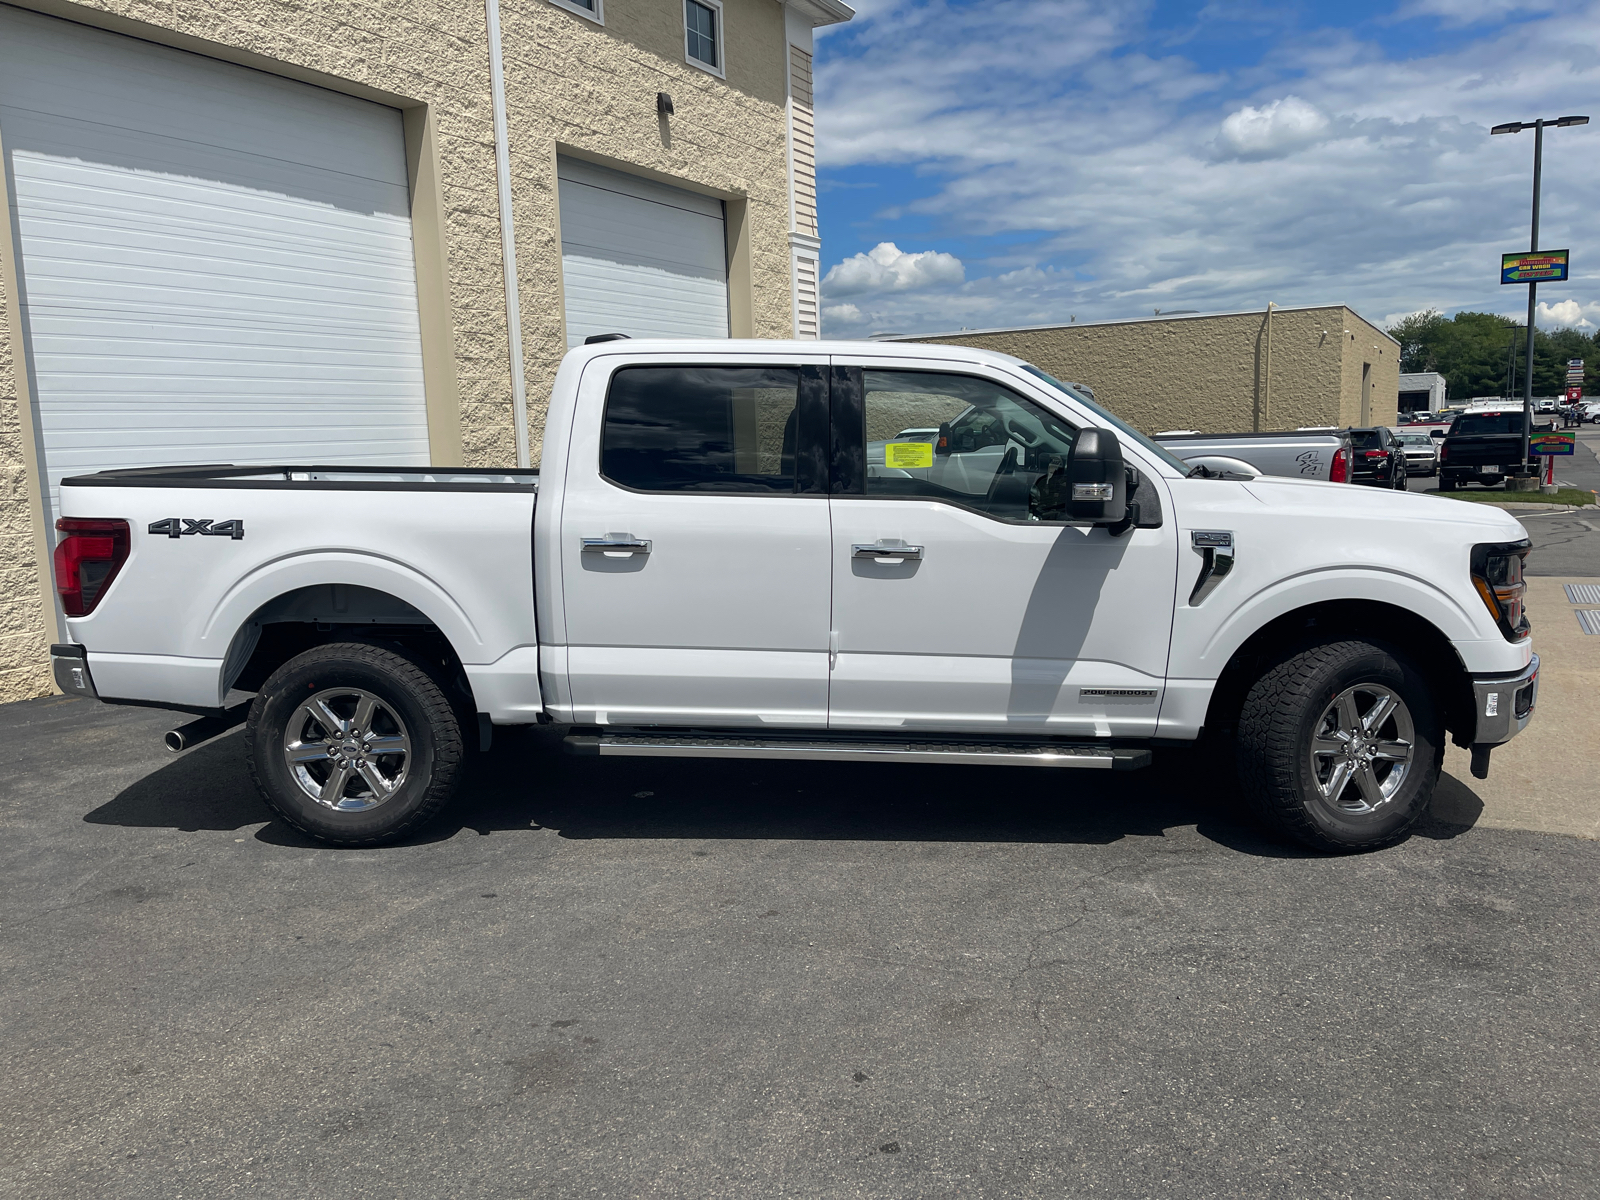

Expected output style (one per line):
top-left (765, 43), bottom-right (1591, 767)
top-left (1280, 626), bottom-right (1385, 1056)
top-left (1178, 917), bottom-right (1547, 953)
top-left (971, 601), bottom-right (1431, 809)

top-left (0, 0), bottom-right (798, 701)
top-left (903, 305), bottom-right (1401, 435)
top-left (1337, 307), bottom-right (1401, 429)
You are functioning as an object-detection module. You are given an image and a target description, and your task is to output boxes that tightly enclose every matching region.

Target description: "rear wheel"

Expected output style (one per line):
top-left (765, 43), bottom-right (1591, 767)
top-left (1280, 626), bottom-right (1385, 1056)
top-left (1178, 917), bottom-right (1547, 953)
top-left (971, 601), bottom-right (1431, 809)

top-left (1236, 639), bottom-right (1442, 852)
top-left (246, 642), bottom-right (465, 846)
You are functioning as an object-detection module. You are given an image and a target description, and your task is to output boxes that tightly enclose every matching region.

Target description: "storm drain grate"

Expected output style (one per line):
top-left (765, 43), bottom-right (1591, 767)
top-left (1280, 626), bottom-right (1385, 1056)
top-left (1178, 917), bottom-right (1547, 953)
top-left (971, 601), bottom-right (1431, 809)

top-left (1577, 609), bottom-right (1600, 636)
top-left (1564, 583), bottom-right (1600, 604)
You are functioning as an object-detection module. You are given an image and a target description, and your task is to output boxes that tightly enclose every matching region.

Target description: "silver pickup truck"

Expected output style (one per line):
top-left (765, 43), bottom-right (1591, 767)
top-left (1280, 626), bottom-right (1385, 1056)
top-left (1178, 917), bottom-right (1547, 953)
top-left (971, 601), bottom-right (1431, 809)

top-left (1154, 429), bottom-right (1353, 482)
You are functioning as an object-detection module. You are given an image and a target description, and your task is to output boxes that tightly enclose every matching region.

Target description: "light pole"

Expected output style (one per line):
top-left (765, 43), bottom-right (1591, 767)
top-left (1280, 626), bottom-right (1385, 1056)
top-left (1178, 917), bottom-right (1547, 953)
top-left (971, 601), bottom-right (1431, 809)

top-left (1491, 114), bottom-right (1588, 479)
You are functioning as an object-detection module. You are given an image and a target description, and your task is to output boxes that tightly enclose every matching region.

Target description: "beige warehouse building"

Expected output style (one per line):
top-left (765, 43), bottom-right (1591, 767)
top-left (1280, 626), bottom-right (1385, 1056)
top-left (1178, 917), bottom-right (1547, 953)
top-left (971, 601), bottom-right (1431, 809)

top-left (896, 304), bottom-right (1400, 437)
top-left (0, 0), bottom-right (849, 701)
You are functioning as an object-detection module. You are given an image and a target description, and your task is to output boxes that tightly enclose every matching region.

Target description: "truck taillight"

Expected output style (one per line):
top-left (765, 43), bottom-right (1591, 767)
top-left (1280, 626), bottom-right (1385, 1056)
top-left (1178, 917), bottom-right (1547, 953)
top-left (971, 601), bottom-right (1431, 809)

top-left (1438, 444), bottom-right (1448, 462)
top-left (1364, 449), bottom-right (1389, 458)
top-left (1330, 448), bottom-right (1348, 483)
top-left (53, 518), bottom-right (130, 617)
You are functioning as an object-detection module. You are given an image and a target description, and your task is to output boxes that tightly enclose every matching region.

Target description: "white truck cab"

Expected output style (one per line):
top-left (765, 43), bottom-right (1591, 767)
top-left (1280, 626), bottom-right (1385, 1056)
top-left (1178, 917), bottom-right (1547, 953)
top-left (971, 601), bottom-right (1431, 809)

top-left (51, 340), bottom-right (1538, 852)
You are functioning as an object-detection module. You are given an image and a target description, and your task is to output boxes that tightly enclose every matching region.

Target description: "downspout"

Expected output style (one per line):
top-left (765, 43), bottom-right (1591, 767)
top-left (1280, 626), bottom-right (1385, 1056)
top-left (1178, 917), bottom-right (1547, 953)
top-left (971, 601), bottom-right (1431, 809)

top-left (1263, 301), bottom-right (1274, 431)
top-left (485, 0), bottom-right (532, 469)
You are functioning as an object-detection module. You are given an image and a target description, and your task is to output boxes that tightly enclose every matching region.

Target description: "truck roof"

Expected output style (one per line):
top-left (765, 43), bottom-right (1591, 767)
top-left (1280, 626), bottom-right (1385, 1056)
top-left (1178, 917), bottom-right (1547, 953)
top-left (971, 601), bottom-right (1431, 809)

top-left (563, 338), bottom-right (1033, 369)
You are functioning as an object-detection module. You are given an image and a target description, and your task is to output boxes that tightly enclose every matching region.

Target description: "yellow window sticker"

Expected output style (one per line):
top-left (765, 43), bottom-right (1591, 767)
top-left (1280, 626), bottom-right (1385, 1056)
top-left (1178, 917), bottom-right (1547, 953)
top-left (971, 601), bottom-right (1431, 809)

top-left (884, 441), bottom-right (934, 469)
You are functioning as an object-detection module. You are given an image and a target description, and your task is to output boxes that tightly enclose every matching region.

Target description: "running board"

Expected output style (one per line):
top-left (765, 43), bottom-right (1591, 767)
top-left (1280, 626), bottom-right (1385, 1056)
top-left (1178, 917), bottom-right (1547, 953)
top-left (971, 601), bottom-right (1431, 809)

top-left (563, 733), bottom-right (1151, 771)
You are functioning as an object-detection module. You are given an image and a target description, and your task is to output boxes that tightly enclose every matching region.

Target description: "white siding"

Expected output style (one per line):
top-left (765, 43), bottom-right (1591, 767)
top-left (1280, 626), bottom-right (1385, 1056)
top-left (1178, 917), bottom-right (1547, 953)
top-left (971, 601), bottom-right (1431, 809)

top-left (0, 6), bottom-right (429, 523)
top-left (557, 157), bottom-right (729, 346)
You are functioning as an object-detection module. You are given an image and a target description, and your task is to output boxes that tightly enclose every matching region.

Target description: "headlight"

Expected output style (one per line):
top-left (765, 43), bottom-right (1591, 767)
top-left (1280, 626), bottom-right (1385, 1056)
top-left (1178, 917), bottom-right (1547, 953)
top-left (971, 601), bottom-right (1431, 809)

top-left (1471, 539), bottom-right (1531, 641)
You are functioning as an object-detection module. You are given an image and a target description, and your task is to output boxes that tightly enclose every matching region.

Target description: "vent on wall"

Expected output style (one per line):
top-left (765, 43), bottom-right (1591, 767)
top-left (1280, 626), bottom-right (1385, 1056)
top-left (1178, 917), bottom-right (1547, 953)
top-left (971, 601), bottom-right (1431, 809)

top-left (795, 256), bottom-right (819, 339)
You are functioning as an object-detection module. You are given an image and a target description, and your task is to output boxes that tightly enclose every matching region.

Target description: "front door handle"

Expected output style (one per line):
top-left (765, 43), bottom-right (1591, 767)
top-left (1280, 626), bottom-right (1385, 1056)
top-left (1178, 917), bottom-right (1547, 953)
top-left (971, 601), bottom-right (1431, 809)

top-left (853, 541), bottom-right (923, 560)
top-left (582, 534), bottom-right (651, 555)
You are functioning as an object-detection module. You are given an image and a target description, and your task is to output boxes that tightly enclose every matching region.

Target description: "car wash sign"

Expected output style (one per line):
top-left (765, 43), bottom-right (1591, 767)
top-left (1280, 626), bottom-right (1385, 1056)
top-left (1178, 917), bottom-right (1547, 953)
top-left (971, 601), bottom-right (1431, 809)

top-left (1502, 250), bottom-right (1569, 283)
top-left (1531, 431), bottom-right (1576, 456)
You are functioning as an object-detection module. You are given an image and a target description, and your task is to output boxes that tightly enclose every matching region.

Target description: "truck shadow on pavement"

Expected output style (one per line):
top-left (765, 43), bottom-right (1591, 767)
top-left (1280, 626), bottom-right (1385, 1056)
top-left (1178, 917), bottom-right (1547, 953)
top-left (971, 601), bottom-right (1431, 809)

top-left (86, 724), bottom-right (1486, 858)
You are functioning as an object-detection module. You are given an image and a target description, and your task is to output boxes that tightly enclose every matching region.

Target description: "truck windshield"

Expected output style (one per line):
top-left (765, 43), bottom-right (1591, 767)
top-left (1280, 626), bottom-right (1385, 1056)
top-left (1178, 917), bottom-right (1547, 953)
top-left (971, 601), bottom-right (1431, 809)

top-left (1019, 365), bottom-right (1189, 474)
top-left (1453, 414), bottom-right (1524, 435)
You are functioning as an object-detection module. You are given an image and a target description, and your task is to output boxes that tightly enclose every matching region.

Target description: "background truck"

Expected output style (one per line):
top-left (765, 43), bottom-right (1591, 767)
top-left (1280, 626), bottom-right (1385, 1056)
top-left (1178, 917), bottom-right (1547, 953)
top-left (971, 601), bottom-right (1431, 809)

top-left (1438, 407), bottom-right (1555, 489)
top-left (52, 341), bottom-right (1538, 853)
top-left (1152, 429), bottom-right (1353, 483)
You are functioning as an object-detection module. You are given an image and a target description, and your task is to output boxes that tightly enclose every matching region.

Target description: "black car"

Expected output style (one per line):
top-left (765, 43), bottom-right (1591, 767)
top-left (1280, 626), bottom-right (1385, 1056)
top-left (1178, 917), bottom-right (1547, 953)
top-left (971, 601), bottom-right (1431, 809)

top-left (1345, 426), bottom-right (1405, 488)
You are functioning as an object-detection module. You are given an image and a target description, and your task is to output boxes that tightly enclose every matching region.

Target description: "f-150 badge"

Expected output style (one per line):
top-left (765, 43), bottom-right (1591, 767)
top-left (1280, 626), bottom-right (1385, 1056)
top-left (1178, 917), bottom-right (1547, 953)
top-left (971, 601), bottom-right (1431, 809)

top-left (147, 518), bottom-right (244, 540)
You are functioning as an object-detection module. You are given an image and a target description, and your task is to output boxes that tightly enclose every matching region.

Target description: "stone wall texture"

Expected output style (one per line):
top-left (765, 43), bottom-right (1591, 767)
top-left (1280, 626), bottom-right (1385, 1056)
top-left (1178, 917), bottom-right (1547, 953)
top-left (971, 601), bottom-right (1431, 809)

top-left (903, 306), bottom-right (1401, 436)
top-left (0, 0), bottom-right (797, 701)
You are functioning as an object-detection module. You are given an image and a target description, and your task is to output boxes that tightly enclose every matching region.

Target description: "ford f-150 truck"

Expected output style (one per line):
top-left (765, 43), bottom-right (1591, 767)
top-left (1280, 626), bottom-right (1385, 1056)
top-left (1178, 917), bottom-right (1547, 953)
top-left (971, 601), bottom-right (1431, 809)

top-left (50, 340), bottom-right (1538, 853)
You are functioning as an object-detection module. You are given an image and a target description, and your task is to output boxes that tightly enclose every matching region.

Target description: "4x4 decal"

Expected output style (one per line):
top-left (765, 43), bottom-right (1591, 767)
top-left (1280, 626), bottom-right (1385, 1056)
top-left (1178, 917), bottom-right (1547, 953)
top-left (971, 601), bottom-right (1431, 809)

top-left (147, 518), bottom-right (244, 540)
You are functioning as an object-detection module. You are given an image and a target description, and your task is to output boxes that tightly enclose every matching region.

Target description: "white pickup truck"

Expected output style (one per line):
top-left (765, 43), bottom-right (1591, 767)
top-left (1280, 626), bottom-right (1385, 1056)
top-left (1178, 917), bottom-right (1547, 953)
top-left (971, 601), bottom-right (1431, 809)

top-left (51, 340), bottom-right (1538, 853)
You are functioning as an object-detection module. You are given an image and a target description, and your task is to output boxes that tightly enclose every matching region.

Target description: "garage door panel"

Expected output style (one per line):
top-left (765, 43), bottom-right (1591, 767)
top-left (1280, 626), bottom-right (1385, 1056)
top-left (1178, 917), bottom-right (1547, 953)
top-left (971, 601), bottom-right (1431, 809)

top-left (0, 6), bottom-right (430, 523)
top-left (0, 9), bottom-right (410, 200)
top-left (558, 156), bottom-right (729, 347)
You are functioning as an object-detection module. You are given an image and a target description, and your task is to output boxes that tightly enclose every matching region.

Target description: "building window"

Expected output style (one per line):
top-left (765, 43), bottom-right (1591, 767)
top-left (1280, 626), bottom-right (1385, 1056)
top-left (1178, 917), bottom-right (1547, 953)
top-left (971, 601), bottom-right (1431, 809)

top-left (547, 0), bottom-right (603, 25)
top-left (685, 0), bottom-right (723, 75)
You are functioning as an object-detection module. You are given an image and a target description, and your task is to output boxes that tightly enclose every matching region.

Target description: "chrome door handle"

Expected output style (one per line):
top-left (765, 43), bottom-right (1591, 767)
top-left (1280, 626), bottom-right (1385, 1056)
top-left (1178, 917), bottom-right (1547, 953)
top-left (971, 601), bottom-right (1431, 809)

top-left (582, 535), bottom-right (651, 554)
top-left (853, 542), bottom-right (923, 560)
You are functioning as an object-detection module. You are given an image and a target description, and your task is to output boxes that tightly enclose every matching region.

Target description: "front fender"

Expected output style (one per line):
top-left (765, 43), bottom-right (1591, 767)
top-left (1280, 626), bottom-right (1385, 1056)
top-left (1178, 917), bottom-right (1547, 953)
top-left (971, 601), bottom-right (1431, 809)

top-left (1171, 565), bottom-right (1499, 680)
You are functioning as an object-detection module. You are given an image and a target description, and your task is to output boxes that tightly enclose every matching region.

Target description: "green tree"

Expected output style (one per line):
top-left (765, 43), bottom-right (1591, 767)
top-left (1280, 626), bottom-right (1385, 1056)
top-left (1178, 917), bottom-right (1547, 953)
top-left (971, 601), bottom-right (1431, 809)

top-left (1386, 309), bottom-right (1600, 400)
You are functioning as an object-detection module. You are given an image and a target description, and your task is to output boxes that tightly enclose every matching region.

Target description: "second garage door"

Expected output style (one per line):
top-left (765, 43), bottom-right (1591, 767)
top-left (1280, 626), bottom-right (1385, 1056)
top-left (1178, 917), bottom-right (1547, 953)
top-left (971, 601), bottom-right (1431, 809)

top-left (558, 158), bottom-right (729, 347)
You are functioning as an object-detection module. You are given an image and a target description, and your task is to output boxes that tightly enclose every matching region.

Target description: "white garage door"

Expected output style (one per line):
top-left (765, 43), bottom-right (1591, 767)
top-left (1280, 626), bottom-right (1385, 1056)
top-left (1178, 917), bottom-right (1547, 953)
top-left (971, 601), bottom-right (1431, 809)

top-left (0, 6), bottom-right (430, 524)
top-left (558, 157), bottom-right (729, 347)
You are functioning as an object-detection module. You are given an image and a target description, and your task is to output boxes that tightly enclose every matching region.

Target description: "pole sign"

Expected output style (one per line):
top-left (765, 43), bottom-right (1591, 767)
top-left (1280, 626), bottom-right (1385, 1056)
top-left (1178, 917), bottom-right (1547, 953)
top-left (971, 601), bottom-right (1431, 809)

top-left (1530, 431), bottom-right (1576, 456)
top-left (1501, 250), bottom-right (1570, 283)
top-left (1569, 386), bottom-right (1585, 403)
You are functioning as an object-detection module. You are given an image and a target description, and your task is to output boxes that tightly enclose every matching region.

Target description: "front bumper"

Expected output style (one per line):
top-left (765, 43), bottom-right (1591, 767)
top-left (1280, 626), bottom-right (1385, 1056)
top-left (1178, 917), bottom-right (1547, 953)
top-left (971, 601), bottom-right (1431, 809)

top-left (51, 643), bottom-right (98, 699)
top-left (1471, 654), bottom-right (1538, 747)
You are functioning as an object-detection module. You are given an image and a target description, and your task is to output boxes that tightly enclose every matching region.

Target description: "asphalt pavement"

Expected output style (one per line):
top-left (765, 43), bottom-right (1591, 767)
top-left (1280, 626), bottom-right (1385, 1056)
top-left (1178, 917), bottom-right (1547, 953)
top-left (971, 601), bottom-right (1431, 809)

top-left (3, 693), bottom-right (1599, 1198)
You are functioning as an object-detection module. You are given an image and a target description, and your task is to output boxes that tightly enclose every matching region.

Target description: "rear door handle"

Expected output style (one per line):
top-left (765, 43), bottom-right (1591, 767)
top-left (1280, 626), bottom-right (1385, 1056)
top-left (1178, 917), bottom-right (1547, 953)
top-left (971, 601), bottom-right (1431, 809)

top-left (582, 534), bottom-right (651, 555)
top-left (853, 542), bottom-right (923, 560)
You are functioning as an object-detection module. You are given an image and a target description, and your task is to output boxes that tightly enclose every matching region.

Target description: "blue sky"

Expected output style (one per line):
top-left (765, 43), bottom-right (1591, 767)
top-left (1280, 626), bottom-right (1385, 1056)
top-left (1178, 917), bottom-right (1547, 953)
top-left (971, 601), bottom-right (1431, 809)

top-left (811, 0), bottom-right (1600, 338)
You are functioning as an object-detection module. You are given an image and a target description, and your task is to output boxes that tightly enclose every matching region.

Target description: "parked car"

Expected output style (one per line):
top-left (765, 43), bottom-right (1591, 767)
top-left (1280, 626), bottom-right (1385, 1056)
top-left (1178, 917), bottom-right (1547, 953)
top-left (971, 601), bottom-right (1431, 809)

top-left (1438, 409), bottom-right (1543, 489)
top-left (1393, 432), bottom-right (1439, 477)
top-left (1582, 401), bottom-right (1600, 424)
top-left (50, 339), bottom-right (1538, 854)
top-left (1151, 429), bottom-right (1352, 482)
top-left (1345, 427), bottom-right (1405, 488)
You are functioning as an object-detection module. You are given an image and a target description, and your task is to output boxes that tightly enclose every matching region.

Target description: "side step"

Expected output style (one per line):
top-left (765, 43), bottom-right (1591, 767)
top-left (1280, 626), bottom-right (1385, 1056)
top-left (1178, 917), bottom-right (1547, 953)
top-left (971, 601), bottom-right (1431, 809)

top-left (563, 732), bottom-right (1151, 771)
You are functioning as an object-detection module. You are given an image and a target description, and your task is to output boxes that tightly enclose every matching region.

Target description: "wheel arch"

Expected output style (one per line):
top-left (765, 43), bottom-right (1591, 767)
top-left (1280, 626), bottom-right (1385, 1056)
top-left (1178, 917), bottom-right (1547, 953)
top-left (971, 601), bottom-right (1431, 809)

top-left (1203, 599), bottom-right (1476, 749)
top-left (219, 582), bottom-right (477, 721)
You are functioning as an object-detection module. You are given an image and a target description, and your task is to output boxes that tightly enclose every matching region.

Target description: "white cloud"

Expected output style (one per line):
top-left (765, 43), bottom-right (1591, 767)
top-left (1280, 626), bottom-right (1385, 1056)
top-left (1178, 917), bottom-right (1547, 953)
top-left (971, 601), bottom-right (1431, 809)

top-left (1538, 299), bottom-right (1600, 329)
top-left (1394, 0), bottom-right (1560, 26)
top-left (822, 242), bottom-right (965, 297)
top-left (1214, 96), bottom-right (1331, 159)
top-left (822, 302), bottom-right (864, 324)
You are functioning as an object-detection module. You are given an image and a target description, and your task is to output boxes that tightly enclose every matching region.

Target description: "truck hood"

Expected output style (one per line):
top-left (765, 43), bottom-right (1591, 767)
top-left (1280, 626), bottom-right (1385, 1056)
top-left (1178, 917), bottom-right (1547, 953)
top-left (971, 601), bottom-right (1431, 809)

top-left (1240, 475), bottom-right (1527, 539)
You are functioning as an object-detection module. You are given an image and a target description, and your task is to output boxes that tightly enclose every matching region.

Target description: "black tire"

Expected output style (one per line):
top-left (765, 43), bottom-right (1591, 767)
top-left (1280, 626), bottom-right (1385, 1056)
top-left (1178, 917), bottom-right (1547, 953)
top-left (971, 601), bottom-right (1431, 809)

top-left (1439, 472), bottom-right (1465, 491)
top-left (1236, 639), bottom-right (1443, 853)
top-left (246, 642), bottom-right (465, 846)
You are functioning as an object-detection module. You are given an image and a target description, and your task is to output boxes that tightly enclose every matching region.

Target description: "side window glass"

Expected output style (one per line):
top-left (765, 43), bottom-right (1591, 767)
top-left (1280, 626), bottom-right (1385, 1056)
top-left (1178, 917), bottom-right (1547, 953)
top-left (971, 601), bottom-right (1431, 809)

top-left (602, 366), bottom-right (800, 493)
top-left (862, 371), bottom-right (1078, 521)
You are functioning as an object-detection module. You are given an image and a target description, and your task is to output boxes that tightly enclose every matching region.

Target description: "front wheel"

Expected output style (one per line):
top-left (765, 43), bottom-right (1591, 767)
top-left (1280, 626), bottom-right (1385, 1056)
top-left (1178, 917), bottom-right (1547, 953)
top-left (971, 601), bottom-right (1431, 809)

top-left (246, 642), bottom-right (465, 846)
top-left (1236, 639), bottom-right (1442, 852)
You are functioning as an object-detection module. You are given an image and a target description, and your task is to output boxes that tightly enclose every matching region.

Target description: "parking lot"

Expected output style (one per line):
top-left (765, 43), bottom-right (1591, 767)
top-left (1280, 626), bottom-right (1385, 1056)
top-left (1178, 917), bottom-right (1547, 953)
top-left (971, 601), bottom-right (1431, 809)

top-left (5, 606), bottom-right (1600, 1198)
top-left (6, 432), bottom-right (1599, 1199)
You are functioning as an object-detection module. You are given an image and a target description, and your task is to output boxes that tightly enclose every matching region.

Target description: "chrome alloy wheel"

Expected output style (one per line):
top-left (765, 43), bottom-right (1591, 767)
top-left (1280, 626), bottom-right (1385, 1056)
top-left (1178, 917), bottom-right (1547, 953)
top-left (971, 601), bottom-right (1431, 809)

top-left (283, 687), bottom-right (412, 812)
top-left (1309, 683), bottom-right (1415, 814)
